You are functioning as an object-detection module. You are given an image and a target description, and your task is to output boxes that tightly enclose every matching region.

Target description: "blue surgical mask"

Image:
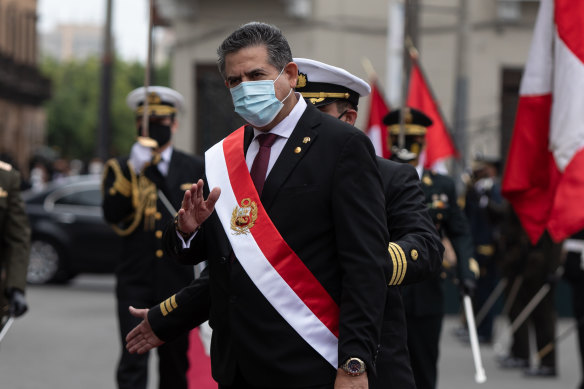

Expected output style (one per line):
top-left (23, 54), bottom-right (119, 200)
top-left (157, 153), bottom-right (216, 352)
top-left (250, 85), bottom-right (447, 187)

top-left (229, 68), bottom-right (293, 127)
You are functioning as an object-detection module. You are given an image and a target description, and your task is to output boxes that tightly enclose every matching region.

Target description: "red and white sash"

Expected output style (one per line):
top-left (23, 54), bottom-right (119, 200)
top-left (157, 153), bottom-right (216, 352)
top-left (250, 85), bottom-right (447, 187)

top-left (205, 127), bottom-right (339, 368)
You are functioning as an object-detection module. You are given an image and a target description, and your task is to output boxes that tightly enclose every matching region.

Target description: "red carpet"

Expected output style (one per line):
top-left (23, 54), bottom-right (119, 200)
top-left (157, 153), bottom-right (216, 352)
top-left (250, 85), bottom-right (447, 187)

top-left (187, 328), bottom-right (216, 389)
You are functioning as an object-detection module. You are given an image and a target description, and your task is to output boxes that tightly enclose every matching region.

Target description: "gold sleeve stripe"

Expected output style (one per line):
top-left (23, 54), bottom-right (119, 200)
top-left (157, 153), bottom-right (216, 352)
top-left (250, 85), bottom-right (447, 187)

top-left (387, 243), bottom-right (401, 286)
top-left (170, 295), bottom-right (178, 309)
top-left (164, 298), bottom-right (173, 315)
top-left (160, 301), bottom-right (168, 316)
top-left (391, 243), bottom-right (408, 285)
top-left (393, 243), bottom-right (405, 285)
top-left (387, 243), bottom-right (398, 285)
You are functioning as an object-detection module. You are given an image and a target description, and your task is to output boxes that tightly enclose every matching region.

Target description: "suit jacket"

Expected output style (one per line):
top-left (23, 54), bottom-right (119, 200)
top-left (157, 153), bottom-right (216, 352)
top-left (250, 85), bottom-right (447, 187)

top-left (373, 158), bottom-right (443, 389)
top-left (0, 164), bottom-right (30, 302)
top-left (102, 149), bottom-right (204, 302)
top-left (155, 103), bottom-right (390, 387)
top-left (401, 169), bottom-right (475, 317)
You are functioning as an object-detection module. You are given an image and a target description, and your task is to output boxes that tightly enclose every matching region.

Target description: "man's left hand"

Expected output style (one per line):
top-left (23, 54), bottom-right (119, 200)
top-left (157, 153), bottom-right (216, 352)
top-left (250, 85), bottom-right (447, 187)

top-left (334, 369), bottom-right (368, 389)
top-left (125, 306), bottom-right (164, 354)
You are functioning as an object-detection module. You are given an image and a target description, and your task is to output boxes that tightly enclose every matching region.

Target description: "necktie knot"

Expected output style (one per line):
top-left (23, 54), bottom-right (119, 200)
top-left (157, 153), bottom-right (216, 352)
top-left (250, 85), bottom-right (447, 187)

top-left (256, 133), bottom-right (278, 148)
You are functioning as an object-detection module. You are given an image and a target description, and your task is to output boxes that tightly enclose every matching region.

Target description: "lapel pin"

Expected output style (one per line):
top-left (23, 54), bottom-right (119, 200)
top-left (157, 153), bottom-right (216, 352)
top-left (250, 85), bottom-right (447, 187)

top-left (302, 137), bottom-right (311, 144)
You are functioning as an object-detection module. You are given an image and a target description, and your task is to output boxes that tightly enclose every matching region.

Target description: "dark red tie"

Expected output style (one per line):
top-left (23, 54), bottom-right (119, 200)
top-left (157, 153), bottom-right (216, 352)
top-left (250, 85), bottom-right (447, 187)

top-left (250, 133), bottom-right (278, 196)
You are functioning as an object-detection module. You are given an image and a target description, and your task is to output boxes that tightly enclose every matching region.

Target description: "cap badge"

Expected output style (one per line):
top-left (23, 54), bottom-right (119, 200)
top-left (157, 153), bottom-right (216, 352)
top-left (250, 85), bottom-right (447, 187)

top-left (231, 198), bottom-right (258, 235)
top-left (147, 92), bottom-right (162, 105)
top-left (296, 73), bottom-right (307, 88)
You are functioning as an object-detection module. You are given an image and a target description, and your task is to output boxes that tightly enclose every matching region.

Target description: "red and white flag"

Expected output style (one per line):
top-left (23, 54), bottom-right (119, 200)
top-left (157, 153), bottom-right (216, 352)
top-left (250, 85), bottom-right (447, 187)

top-left (406, 58), bottom-right (458, 170)
top-left (365, 82), bottom-right (390, 158)
top-left (502, 0), bottom-right (584, 243)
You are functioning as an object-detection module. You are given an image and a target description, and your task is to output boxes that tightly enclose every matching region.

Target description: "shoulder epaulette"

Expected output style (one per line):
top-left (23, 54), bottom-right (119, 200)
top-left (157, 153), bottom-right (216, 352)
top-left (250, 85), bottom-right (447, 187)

top-left (103, 158), bottom-right (132, 198)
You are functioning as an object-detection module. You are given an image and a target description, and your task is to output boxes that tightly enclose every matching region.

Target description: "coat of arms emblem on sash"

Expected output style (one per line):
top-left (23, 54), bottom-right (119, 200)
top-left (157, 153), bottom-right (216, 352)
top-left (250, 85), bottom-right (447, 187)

top-left (231, 198), bottom-right (258, 235)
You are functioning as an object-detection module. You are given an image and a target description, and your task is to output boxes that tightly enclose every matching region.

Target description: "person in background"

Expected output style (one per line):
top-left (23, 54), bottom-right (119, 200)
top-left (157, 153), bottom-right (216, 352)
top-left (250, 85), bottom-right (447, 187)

top-left (293, 57), bottom-right (444, 388)
top-left (0, 156), bottom-right (30, 333)
top-left (383, 107), bottom-right (478, 389)
top-left (460, 154), bottom-right (505, 344)
top-left (496, 210), bottom-right (561, 378)
top-left (101, 86), bottom-right (204, 389)
top-left (563, 229), bottom-right (584, 388)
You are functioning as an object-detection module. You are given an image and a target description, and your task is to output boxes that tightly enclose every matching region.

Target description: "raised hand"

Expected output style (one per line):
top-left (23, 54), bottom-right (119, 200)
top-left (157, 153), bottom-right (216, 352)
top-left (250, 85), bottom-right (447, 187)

top-left (176, 179), bottom-right (221, 234)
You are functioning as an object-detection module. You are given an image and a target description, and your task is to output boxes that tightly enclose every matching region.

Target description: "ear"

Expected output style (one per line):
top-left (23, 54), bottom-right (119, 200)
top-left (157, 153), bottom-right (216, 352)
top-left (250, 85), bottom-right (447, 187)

top-left (284, 61), bottom-right (299, 89)
top-left (343, 109), bottom-right (358, 126)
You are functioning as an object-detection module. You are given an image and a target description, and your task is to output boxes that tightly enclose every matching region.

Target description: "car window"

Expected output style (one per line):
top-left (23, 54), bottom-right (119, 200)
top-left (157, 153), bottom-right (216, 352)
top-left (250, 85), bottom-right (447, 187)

top-left (54, 189), bottom-right (102, 207)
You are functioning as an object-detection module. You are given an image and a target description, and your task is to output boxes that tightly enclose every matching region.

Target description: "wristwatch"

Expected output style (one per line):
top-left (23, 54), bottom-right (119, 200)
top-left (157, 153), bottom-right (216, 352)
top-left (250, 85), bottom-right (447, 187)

top-left (340, 357), bottom-right (366, 376)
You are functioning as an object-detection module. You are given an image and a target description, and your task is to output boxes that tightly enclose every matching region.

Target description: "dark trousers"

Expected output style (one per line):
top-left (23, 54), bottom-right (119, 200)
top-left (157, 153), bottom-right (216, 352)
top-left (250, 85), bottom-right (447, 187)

top-left (571, 280), bottom-right (584, 389)
top-left (474, 255), bottom-right (498, 341)
top-left (406, 314), bottom-right (443, 389)
top-left (116, 298), bottom-right (189, 389)
top-left (507, 232), bottom-right (560, 368)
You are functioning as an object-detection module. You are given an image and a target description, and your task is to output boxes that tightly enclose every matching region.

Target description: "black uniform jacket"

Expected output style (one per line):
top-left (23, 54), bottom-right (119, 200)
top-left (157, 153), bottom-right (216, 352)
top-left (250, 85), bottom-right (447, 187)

top-left (153, 103), bottom-right (391, 388)
top-left (374, 158), bottom-right (443, 389)
top-left (401, 170), bottom-right (475, 317)
top-left (0, 165), bottom-right (30, 296)
top-left (102, 149), bottom-right (204, 302)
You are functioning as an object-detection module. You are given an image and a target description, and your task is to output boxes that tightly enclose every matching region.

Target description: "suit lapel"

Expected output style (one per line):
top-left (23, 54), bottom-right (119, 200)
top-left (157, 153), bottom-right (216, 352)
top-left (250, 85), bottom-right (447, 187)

top-left (260, 104), bottom-right (321, 210)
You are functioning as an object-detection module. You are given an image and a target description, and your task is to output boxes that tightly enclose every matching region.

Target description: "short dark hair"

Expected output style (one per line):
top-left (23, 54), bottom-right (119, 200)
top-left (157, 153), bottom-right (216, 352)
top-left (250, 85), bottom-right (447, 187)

top-left (334, 100), bottom-right (358, 113)
top-left (217, 22), bottom-right (293, 79)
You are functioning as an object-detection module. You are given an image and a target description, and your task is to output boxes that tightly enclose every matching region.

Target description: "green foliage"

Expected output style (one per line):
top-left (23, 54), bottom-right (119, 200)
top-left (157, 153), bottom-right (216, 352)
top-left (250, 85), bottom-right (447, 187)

top-left (40, 55), bottom-right (171, 162)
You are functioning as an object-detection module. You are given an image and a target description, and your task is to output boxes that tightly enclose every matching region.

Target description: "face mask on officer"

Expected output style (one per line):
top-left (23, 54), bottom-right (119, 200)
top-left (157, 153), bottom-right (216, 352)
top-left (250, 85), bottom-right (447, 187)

top-left (229, 67), bottom-right (293, 128)
top-left (137, 120), bottom-right (173, 148)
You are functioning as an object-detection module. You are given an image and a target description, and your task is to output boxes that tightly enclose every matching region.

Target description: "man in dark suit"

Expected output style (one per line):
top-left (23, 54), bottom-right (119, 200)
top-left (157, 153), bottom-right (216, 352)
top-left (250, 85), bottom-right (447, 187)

top-left (384, 107), bottom-right (478, 389)
top-left (102, 86), bottom-right (204, 389)
top-left (125, 22), bottom-right (390, 389)
top-left (293, 57), bottom-right (443, 388)
top-left (0, 159), bottom-right (30, 332)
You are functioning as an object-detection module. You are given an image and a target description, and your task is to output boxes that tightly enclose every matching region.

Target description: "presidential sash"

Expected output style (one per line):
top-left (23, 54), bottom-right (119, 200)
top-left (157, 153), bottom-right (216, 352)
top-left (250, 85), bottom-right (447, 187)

top-left (205, 126), bottom-right (340, 368)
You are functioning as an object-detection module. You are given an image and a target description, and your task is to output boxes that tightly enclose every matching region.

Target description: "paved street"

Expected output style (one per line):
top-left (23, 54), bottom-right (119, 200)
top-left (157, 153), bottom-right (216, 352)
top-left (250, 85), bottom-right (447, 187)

top-left (0, 274), bottom-right (581, 389)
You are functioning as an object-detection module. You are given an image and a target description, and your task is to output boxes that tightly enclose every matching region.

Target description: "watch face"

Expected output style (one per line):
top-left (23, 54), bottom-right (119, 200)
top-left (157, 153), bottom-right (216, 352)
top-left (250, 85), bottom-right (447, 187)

top-left (344, 358), bottom-right (365, 375)
top-left (347, 359), bottom-right (361, 373)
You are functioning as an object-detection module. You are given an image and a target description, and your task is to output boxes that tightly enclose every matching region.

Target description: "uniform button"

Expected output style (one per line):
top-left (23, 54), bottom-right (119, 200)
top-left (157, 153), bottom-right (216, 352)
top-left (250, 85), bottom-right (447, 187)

top-left (155, 212), bottom-right (162, 220)
top-left (411, 249), bottom-right (419, 261)
top-left (155, 230), bottom-right (163, 239)
top-left (229, 295), bottom-right (238, 303)
top-left (156, 249), bottom-right (164, 258)
top-left (219, 256), bottom-right (228, 264)
top-left (437, 213), bottom-right (443, 220)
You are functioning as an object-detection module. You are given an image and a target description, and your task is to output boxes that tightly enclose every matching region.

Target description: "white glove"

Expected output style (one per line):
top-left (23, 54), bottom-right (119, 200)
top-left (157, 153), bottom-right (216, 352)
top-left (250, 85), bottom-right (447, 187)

top-left (129, 142), bottom-right (154, 174)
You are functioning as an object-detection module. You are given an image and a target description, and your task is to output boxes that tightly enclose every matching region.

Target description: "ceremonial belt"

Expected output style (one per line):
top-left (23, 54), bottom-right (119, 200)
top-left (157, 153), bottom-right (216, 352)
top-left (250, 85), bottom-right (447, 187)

top-left (205, 126), bottom-right (340, 368)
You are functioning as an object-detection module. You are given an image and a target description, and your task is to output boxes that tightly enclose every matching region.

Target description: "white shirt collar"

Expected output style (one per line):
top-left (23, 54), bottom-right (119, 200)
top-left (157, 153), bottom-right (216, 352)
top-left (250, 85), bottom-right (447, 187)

top-left (158, 146), bottom-right (173, 176)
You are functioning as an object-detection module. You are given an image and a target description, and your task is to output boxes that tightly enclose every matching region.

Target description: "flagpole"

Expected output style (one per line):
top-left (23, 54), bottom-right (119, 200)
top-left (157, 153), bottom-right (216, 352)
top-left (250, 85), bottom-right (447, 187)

top-left (452, 0), bottom-right (470, 191)
top-left (137, 0), bottom-right (158, 149)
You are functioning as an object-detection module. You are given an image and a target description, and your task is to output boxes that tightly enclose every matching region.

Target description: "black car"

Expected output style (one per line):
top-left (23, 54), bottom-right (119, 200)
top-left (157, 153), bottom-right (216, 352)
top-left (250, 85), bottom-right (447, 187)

top-left (23, 174), bottom-right (121, 284)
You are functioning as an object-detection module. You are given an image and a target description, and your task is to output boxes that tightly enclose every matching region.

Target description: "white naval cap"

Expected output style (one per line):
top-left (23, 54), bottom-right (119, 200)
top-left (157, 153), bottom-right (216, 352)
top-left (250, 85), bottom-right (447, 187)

top-left (294, 57), bottom-right (371, 108)
top-left (126, 86), bottom-right (185, 117)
